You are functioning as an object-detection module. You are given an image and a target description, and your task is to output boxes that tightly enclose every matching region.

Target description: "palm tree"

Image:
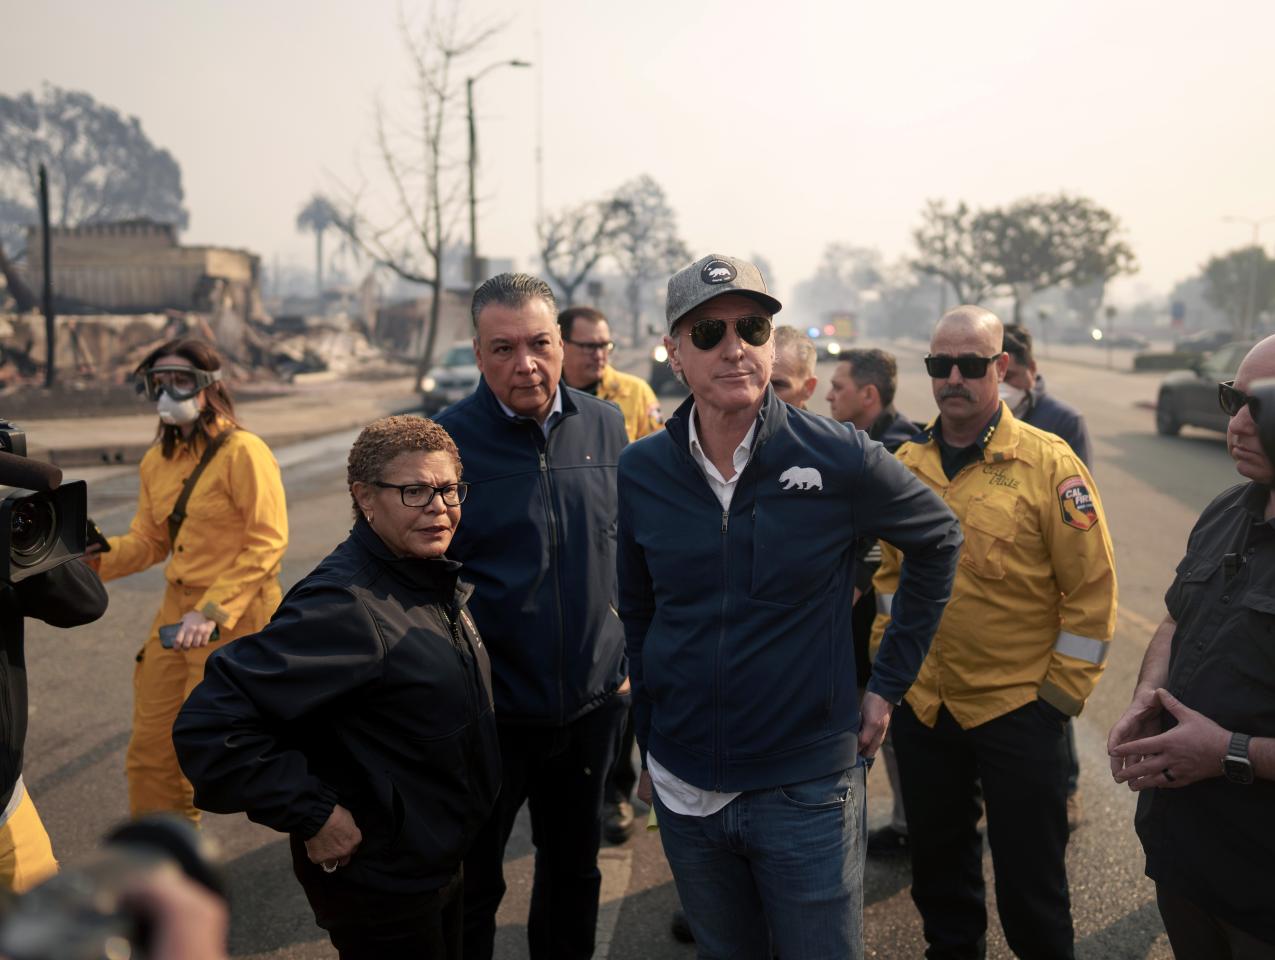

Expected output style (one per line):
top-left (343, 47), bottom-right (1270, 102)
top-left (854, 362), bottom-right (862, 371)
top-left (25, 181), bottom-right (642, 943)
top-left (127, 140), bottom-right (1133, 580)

top-left (295, 195), bottom-right (339, 302)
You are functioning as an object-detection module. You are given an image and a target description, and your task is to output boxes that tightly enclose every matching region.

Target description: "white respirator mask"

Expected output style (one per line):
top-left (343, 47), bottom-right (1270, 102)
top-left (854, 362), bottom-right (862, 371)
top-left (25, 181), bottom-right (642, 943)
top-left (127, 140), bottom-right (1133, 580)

top-left (156, 390), bottom-right (202, 426)
top-left (997, 382), bottom-right (1029, 415)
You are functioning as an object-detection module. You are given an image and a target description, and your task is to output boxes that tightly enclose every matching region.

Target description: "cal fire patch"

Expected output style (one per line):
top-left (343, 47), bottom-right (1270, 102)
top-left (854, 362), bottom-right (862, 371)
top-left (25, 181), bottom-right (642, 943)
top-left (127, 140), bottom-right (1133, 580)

top-left (1057, 476), bottom-right (1098, 531)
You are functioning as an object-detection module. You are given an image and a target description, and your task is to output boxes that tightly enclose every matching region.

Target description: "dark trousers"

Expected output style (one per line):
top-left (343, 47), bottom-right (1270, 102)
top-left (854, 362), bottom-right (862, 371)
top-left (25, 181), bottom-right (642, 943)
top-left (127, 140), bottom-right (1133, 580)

top-left (1157, 885), bottom-right (1275, 960)
top-left (462, 693), bottom-right (626, 960)
top-left (604, 703), bottom-right (638, 806)
top-left (892, 701), bottom-right (1073, 960)
top-left (1065, 720), bottom-right (1080, 796)
top-left (290, 835), bottom-right (463, 960)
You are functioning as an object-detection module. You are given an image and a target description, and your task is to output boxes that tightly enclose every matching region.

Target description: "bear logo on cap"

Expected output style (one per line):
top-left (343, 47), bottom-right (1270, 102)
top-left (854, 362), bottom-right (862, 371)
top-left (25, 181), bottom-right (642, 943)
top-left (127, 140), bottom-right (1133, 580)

top-left (701, 259), bottom-right (737, 284)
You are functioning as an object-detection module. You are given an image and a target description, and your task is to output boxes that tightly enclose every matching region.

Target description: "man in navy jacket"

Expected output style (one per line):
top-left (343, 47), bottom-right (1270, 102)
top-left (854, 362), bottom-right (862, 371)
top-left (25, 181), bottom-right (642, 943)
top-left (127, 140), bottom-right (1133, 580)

top-left (436, 273), bottom-right (629, 960)
top-left (618, 254), bottom-right (962, 960)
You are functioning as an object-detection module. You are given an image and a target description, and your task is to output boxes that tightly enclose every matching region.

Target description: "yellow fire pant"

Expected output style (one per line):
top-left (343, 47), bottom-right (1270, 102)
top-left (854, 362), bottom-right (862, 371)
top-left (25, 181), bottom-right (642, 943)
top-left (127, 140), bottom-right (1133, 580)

top-left (128, 581), bottom-right (280, 823)
top-left (0, 788), bottom-right (58, 893)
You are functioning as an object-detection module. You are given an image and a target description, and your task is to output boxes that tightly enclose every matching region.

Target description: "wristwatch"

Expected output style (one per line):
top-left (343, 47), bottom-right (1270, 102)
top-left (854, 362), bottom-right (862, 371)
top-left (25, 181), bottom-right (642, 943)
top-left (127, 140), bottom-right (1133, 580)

top-left (1222, 732), bottom-right (1254, 784)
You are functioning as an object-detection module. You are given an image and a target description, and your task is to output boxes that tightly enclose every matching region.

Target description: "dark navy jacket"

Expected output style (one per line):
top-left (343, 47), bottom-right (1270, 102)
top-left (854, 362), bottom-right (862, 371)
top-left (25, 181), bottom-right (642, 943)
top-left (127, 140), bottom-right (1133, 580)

top-left (175, 520), bottom-right (500, 894)
top-left (617, 388), bottom-right (962, 793)
top-left (1023, 375), bottom-right (1092, 466)
top-left (868, 407), bottom-right (921, 456)
top-left (436, 377), bottom-right (628, 726)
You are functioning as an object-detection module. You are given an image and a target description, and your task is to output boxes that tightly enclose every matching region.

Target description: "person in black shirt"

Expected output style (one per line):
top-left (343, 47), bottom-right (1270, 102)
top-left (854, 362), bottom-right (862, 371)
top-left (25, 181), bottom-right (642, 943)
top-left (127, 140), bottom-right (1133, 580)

top-left (1109, 335), bottom-right (1275, 954)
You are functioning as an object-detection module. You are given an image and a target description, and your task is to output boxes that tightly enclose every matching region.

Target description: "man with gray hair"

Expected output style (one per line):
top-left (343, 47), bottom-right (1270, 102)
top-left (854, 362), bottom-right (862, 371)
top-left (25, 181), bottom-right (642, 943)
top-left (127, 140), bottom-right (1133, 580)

top-left (619, 254), bottom-right (962, 958)
top-left (769, 325), bottom-right (819, 408)
top-left (435, 273), bottom-right (630, 960)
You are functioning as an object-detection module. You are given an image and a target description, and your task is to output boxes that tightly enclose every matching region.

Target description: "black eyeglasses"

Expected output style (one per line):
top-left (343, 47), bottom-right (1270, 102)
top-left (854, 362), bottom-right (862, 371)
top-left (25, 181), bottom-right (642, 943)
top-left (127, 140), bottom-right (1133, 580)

top-left (686, 315), bottom-right (773, 351)
top-left (373, 481), bottom-right (469, 508)
top-left (567, 339), bottom-right (615, 354)
top-left (1219, 380), bottom-right (1261, 419)
top-left (923, 353), bottom-right (1003, 379)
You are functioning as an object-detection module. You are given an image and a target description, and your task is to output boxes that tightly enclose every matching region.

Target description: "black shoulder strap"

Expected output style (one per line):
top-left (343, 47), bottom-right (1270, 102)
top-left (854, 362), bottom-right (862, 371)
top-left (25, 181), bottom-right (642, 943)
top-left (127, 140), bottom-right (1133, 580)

top-left (167, 429), bottom-right (236, 544)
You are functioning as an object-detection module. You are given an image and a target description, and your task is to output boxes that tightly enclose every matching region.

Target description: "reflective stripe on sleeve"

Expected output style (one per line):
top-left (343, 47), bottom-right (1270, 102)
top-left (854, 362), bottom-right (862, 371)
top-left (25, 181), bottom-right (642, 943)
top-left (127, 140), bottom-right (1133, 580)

top-left (1054, 631), bottom-right (1109, 665)
top-left (877, 592), bottom-right (894, 616)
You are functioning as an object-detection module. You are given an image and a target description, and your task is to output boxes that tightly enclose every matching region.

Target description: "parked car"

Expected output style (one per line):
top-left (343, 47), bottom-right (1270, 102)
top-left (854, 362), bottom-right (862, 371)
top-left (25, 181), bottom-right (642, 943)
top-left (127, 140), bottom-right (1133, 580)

top-left (421, 343), bottom-right (480, 413)
top-left (1094, 332), bottom-right (1151, 350)
top-left (1175, 328), bottom-right (1235, 355)
top-left (1155, 340), bottom-right (1255, 436)
top-left (649, 343), bottom-right (687, 396)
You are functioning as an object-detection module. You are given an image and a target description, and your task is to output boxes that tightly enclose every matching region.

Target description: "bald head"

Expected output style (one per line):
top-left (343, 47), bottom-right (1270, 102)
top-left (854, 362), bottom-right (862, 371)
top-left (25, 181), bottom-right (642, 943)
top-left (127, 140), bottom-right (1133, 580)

top-left (932, 306), bottom-right (1004, 356)
top-left (927, 304), bottom-right (1009, 440)
top-left (1228, 334), bottom-right (1275, 485)
top-left (1237, 335), bottom-right (1275, 387)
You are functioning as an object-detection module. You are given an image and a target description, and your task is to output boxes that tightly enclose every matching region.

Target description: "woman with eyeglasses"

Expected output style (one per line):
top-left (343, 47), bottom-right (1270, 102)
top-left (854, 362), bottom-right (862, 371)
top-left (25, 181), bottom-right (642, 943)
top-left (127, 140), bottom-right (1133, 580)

top-left (174, 415), bottom-right (500, 960)
top-left (88, 337), bottom-right (288, 824)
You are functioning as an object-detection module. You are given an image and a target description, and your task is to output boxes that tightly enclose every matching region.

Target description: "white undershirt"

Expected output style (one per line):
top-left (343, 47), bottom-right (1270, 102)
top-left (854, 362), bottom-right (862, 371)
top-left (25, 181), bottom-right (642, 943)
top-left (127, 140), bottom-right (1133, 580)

top-left (647, 404), bottom-right (753, 817)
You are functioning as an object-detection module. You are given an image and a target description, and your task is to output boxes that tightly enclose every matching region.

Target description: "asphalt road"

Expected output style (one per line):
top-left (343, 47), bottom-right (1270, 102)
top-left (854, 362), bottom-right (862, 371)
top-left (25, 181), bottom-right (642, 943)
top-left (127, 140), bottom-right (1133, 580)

top-left (21, 344), bottom-right (1238, 958)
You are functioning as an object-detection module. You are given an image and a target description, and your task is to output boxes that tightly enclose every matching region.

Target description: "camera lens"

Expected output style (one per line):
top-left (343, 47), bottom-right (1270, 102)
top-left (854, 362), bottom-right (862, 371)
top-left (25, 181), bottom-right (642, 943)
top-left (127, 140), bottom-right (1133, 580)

top-left (10, 494), bottom-right (57, 567)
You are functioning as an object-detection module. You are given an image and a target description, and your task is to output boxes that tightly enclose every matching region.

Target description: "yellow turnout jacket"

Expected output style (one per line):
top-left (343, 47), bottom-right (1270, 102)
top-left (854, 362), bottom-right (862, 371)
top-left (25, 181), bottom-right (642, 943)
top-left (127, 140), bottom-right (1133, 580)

top-left (871, 403), bottom-right (1116, 727)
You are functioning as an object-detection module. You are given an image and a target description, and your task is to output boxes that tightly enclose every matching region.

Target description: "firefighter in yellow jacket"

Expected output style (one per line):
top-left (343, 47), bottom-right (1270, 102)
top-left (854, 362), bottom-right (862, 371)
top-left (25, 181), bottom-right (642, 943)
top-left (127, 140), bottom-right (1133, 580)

top-left (91, 338), bottom-right (287, 823)
top-left (870, 307), bottom-right (1116, 960)
top-left (558, 306), bottom-right (662, 442)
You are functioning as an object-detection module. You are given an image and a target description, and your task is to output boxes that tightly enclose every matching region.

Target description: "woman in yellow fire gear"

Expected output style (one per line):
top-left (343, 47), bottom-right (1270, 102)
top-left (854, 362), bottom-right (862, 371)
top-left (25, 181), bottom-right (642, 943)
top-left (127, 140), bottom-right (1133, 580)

top-left (91, 338), bottom-right (288, 823)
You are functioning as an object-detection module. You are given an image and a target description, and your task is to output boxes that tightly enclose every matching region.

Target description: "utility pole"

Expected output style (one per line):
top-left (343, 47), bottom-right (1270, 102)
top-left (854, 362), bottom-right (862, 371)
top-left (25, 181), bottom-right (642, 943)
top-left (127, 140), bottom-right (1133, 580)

top-left (38, 164), bottom-right (55, 389)
top-left (467, 59), bottom-right (532, 291)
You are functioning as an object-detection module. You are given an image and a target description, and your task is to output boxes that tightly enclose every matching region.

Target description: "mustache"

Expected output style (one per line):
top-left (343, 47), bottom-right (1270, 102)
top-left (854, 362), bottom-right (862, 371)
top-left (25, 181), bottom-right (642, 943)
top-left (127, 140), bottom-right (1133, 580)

top-left (939, 386), bottom-right (973, 400)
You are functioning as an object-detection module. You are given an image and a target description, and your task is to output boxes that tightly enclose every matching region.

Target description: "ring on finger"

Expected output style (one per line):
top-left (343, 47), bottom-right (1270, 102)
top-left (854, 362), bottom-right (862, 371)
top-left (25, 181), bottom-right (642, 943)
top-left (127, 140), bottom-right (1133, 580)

top-left (322, 860), bottom-right (338, 873)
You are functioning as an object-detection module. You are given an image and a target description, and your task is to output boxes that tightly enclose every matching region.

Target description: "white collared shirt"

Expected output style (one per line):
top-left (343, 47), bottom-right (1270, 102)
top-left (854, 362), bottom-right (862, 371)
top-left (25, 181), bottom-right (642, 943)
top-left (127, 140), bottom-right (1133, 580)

top-left (496, 385), bottom-right (563, 438)
top-left (647, 402), bottom-right (752, 817)
top-left (687, 403), bottom-right (756, 510)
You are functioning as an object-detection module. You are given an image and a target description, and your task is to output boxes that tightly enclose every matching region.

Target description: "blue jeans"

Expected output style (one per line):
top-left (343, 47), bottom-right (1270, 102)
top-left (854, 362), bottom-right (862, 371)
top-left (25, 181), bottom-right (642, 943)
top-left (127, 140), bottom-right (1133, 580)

top-left (654, 762), bottom-right (867, 960)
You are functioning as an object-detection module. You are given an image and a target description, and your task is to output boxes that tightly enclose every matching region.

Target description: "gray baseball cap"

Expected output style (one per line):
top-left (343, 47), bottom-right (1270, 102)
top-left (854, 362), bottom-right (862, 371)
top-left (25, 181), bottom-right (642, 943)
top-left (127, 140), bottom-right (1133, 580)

top-left (665, 254), bottom-right (783, 331)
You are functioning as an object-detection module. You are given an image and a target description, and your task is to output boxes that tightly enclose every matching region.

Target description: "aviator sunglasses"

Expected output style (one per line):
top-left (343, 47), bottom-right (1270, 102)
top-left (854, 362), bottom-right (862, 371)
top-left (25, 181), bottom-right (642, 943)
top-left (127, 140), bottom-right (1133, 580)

top-left (686, 315), bottom-right (773, 351)
top-left (923, 353), bottom-right (1003, 379)
top-left (1219, 380), bottom-right (1261, 419)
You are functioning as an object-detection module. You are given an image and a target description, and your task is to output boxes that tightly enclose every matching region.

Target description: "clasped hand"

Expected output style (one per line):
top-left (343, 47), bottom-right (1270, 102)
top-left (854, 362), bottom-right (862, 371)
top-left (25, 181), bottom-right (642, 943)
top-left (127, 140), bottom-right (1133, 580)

top-left (1107, 687), bottom-right (1228, 791)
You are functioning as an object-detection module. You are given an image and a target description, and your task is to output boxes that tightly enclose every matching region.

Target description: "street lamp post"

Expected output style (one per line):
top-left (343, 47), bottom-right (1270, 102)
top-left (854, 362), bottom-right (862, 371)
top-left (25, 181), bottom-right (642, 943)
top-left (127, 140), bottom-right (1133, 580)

top-left (1222, 214), bottom-right (1275, 338)
top-left (468, 59), bottom-right (531, 289)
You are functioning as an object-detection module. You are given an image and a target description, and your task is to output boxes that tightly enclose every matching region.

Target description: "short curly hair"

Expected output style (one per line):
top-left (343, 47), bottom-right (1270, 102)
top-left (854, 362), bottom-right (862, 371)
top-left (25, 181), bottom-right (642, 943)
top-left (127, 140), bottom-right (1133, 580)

top-left (347, 415), bottom-right (462, 518)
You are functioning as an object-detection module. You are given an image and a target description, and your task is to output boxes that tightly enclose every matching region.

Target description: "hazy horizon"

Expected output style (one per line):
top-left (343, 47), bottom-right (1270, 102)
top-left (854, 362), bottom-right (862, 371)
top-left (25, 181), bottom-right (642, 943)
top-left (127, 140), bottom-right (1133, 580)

top-left (4, 0), bottom-right (1274, 312)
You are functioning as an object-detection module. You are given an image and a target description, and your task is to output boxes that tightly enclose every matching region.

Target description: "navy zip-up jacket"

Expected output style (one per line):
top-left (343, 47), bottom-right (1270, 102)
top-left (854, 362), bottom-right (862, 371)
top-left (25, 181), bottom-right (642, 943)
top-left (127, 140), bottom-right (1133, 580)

top-left (617, 388), bottom-right (962, 792)
top-left (436, 377), bottom-right (628, 726)
top-left (1024, 374), bottom-right (1092, 466)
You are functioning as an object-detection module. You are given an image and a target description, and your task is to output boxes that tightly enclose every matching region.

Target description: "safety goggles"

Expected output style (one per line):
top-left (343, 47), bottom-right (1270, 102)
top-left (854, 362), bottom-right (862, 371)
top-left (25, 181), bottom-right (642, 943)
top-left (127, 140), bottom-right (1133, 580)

top-left (138, 364), bottom-right (222, 401)
top-left (923, 353), bottom-right (1003, 379)
top-left (373, 481), bottom-right (470, 508)
top-left (686, 315), bottom-right (773, 351)
top-left (1219, 380), bottom-right (1261, 419)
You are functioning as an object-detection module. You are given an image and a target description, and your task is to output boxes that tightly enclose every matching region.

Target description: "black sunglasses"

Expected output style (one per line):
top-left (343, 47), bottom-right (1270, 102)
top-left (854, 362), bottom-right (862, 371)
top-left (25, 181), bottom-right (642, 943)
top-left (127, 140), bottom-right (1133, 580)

top-left (1219, 380), bottom-right (1261, 419)
top-left (686, 315), bottom-right (773, 351)
top-left (923, 353), bottom-right (1003, 379)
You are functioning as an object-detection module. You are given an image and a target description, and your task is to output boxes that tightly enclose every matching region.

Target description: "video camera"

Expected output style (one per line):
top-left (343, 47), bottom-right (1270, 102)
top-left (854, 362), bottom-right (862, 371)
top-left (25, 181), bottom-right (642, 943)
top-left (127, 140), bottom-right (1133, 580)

top-left (0, 421), bottom-right (86, 584)
top-left (0, 816), bottom-right (226, 960)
